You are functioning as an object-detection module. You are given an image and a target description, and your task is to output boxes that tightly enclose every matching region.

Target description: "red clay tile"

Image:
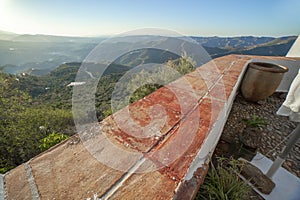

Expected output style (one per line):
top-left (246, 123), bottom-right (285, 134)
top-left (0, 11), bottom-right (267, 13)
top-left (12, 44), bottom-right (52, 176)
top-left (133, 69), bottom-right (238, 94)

top-left (209, 82), bottom-right (234, 101)
top-left (99, 116), bottom-right (151, 152)
top-left (108, 166), bottom-right (178, 200)
top-left (145, 85), bottom-right (199, 115)
top-left (224, 63), bottom-right (246, 78)
top-left (146, 124), bottom-right (205, 179)
top-left (168, 74), bottom-right (210, 100)
top-left (196, 59), bottom-right (228, 74)
top-left (111, 98), bottom-right (182, 152)
top-left (163, 126), bottom-right (208, 179)
top-left (195, 65), bottom-right (222, 83)
top-left (187, 70), bottom-right (216, 87)
top-left (200, 97), bottom-right (225, 124)
top-left (213, 55), bottom-right (239, 72)
top-left (146, 96), bottom-right (225, 180)
top-left (29, 136), bottom-right (126, 199)
top-left (219, 75), bottom-right (239, 87)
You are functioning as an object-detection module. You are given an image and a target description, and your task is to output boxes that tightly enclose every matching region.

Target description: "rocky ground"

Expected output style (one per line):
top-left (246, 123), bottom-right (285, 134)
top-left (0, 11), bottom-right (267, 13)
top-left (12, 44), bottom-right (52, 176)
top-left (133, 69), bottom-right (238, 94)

top-left (219, 92), bottom-right (299, 178)
top-left (208, 92), bottom-right (299, 200)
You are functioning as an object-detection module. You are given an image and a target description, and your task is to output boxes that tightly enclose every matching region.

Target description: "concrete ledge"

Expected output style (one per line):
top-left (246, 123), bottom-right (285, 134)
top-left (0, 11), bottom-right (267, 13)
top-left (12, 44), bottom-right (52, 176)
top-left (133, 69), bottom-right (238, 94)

top-left (3, 55), bottom-right (300, 199)
top-left (0, 174), bottom-right (6, 200)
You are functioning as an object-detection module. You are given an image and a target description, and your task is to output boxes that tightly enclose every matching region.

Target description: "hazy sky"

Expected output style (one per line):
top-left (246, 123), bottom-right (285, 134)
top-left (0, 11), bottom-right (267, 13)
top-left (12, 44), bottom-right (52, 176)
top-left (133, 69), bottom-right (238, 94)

top-left (0, 0), bottom-right (299, 37)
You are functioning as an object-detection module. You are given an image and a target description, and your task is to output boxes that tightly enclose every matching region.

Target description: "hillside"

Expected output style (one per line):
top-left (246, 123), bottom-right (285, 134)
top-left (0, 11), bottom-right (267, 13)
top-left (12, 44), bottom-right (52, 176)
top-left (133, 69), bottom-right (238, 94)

top-left (0, 72), bottom-right (75, 173)
top-left (0, 56), bottom-right (196, 173)
top-left (0, 31), bottom-right (296, 75)
top-left (193, 36), bottom-right (297, 48)
top-left (231, 38), bottom-right (295, 56)
top-left (195, 36), bottom-right (297, 58)
top-left (0, 31), bottom-right (297, 174)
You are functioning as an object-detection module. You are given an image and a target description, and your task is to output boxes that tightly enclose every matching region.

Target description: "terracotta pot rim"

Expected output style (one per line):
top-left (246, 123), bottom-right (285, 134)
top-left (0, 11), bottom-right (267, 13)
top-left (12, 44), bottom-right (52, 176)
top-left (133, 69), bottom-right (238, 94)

top-left (249, 62), bottom-right (289, 73)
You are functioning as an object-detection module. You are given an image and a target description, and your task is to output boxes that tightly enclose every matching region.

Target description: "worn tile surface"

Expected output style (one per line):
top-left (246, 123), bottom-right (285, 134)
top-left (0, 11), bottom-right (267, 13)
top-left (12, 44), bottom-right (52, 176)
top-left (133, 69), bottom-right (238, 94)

top-left (5, 164), bottom-right (32, 200)
top-left (145, 85), bottom-right (199, 115)
top-left (4, 55), bottom-right (296, 199)
top-left (29, 137), bottom-right (126, 199)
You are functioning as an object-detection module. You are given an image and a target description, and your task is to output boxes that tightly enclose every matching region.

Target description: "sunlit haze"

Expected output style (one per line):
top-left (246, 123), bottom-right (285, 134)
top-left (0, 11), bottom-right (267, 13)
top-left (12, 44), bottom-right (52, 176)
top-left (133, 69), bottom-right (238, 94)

top-left (0, 0), bottom-right (299, 36)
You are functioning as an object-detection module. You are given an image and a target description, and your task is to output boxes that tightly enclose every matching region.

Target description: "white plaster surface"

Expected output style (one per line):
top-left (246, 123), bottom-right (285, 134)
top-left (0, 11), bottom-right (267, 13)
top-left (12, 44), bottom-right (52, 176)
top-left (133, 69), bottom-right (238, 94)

top-left (287, 36), bottom-right (300, 57)
top-left (0, 174), bottom-right (5, 200)
top-left (251, 153), bottom-right (300, 200)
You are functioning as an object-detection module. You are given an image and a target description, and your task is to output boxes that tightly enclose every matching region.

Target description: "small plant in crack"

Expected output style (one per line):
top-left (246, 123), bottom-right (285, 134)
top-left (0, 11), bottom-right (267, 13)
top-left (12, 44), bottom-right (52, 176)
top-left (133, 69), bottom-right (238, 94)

top-left (243, 114), bottom-right (268, 128)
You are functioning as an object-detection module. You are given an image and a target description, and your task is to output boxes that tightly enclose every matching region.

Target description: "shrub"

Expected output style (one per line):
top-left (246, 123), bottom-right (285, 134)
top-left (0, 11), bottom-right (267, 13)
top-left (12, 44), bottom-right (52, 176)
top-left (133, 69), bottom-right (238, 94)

top-left (197, 157), bottom-right (251, 200)
top-left (39, 132), bottom-right (69, 151)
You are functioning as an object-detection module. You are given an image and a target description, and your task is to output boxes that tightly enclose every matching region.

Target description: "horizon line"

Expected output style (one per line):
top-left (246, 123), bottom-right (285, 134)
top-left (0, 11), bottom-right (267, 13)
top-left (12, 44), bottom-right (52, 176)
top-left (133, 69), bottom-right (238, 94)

top-left (0, 29), bottom-right (298, 38)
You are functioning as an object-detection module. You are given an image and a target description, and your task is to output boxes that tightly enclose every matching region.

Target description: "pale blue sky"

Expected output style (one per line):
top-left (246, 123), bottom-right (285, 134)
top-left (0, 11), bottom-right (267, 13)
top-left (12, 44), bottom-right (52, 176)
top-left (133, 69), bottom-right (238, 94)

top-left (0, 0), bottom-right (299, 36)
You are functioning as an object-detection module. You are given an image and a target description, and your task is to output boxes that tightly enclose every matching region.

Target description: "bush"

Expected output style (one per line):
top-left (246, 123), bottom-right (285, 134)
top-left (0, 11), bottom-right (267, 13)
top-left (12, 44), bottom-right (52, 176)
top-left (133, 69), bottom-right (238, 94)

top-left (0, 73), bottom-right (75, 173)
top-left (39, 132), bottom-right (69, 151)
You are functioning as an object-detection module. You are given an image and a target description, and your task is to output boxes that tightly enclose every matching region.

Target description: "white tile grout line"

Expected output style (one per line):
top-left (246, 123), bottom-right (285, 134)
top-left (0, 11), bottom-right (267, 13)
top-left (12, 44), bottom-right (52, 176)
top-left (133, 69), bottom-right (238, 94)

top-left (0, 174), bottom-right (7, 200)
top-left (183, 58), bottom-right (250, 182)
top-left (24, 163), bottom-right (40, 200)
top-left (97, 62), bottom-right (241, 200)
top-left (99, 157), bottom-right (147, 200)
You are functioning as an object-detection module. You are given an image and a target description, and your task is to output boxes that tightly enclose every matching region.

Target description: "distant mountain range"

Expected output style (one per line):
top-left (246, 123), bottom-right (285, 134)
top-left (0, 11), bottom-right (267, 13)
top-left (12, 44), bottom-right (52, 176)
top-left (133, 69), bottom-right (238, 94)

top-left (0, 30), bottom-right (296, 75)
top-left (192, 36), bottom-right (296, 58)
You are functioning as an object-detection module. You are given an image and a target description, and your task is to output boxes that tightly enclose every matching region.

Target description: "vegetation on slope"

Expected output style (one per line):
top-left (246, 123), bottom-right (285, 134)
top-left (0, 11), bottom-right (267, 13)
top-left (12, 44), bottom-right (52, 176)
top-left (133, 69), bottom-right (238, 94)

top-left (0, 73), bottom-right (74, 173)
top-left (0, 53), bottom-right (195, 173)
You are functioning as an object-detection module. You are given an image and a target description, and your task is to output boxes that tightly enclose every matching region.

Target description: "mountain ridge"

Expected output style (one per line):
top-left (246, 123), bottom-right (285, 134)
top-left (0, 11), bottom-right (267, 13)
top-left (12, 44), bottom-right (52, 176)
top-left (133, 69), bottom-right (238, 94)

top-left (0, 30), bottom-right (296, 75)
